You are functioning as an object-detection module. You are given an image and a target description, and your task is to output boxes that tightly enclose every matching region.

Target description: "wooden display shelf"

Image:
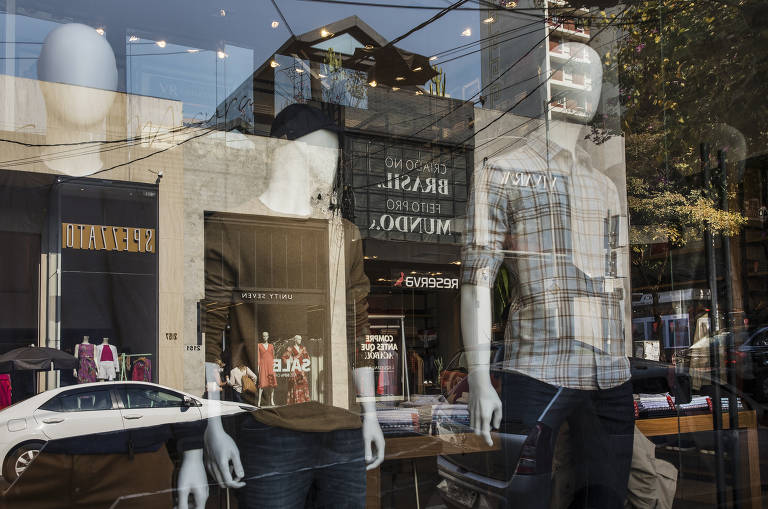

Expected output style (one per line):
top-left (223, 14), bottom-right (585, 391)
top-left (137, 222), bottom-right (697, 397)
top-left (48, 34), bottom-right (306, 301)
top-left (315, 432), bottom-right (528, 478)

top-left (366, 411), bottom-right (761, 509)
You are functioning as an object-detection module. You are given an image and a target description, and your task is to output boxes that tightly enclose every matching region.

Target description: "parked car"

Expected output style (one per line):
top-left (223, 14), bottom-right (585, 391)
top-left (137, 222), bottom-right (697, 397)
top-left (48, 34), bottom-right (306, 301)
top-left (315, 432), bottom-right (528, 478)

top-left (0, 381), bottom-right (253, 481)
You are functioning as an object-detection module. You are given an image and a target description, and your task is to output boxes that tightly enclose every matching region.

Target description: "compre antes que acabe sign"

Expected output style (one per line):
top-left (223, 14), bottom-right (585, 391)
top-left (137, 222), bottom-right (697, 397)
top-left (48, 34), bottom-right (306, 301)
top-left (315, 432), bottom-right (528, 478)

top-left (62, 223), bottom-right (156, 253)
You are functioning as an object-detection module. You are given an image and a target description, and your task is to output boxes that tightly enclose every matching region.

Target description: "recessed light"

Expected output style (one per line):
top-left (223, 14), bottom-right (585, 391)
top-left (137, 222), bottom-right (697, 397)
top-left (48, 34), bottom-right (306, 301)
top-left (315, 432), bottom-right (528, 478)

top-left (217, 50), bottom-right (228, 59)
top-left (395, 76), bottom-right (405, 81)
top-left (392, 87), bottom-right (400, 91)
top-left (270, 60), bottom-right (280, 68)
top-left (483, 17), bottom-right (495, 23)
top-left (320, 28), bottom-right (332, 37)
top-left (461, 28), bottom-right (472, 37)
top-left (156, 40), bottom-right (167, 48)
top-left (128, 35), bottom-right (139, 42)
top-left (413, 66), bottom-right (422, 72)
top-left (429, 56), bottom-right (438, 61)
top-left (368, 80), bottom-right (377, 87)
top-left (271, 21), bottom-right (280, 28)
top-left (296, 68), bottom-right (304, 73)
top-left (187, 48), bottom-right (201, 53)
top-left (318, 73), bottom-right (327, 78)
top-left (95, 28), bottom-right (105, 36)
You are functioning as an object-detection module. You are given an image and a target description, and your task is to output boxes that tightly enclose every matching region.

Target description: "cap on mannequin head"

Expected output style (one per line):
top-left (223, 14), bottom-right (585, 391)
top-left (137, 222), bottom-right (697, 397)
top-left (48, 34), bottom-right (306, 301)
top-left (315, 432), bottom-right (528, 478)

top-left (547, 42), bottom-right (603, 124)
top-left (37, 23), bottom-right (118, 125)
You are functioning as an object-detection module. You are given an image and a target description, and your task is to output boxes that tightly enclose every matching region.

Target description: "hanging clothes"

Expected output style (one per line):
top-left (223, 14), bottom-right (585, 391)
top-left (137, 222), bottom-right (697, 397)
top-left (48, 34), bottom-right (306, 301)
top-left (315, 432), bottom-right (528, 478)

top-left (282, 344), bottom-right (311, 404)
top-left (257, 343), bottom-right (277, 388)
top-left (131, 357), bottom-right (152, 382)
top-left (0, 374), bottom-right (11, 409)
top-left (76, 343), bottom-right (98, 384)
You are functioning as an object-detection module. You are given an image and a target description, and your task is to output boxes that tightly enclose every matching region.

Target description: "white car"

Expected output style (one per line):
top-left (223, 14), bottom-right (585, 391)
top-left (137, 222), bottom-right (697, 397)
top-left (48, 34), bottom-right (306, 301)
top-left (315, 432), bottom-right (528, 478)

top-left (0, 381), bottom-right (253, 481)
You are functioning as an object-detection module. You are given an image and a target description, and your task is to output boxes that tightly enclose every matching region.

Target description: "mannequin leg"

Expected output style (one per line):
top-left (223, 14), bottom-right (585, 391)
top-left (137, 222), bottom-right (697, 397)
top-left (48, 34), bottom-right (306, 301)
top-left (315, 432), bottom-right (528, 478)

top-left (257, 388), bottom-right (263, 407)
top-left (269, 388), bottom-right (275, 406)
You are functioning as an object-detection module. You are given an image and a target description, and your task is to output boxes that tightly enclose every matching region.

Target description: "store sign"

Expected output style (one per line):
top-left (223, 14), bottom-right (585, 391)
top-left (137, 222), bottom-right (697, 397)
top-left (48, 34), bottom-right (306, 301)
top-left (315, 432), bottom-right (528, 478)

top-left (392, 270), bottom-right (459, 290)
top-left (368, 154), bottom-right (456, 237)
top-left (61, 223), bottom-right (155, 253)
top-left (357, 315), bottom-right (406, 403)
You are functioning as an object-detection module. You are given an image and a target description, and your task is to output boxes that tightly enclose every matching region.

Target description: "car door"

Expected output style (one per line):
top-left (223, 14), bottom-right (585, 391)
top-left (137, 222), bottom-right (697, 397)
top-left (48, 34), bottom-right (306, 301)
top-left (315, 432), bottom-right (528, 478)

top-left (116, 384), bottom-right (202, 430)
top-left (32, 387), bottom-right (124, 440)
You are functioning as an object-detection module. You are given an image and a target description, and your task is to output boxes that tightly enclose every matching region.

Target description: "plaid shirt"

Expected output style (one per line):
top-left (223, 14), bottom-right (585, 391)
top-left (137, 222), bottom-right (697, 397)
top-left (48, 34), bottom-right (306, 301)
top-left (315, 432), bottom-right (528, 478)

top-left (461, 135), bottom-right (630, 390)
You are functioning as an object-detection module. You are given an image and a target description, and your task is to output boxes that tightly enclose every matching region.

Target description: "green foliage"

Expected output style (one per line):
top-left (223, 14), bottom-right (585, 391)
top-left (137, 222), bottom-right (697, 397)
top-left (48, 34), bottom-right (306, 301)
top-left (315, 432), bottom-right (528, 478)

top-left (611, 0), bottom-right (765, 244)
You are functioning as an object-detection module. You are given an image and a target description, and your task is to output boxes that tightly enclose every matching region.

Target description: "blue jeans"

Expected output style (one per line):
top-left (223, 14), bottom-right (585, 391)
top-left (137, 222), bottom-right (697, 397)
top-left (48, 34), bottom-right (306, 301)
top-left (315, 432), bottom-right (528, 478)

top-left (236, 416), bottom-right (366, 508)
top-left (501, 373), bottom-right (634, 509)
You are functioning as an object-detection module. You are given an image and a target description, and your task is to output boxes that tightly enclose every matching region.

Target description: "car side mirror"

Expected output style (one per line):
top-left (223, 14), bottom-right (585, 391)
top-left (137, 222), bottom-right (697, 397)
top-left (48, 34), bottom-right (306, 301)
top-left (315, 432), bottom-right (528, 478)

top-left (183, 396), bottom-right (200, 407)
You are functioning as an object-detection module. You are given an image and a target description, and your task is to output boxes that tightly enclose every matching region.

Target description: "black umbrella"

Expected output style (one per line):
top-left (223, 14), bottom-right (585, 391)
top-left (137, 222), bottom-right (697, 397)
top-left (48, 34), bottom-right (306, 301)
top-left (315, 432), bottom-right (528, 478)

top-left (0, 347), bottom-right (77, 373)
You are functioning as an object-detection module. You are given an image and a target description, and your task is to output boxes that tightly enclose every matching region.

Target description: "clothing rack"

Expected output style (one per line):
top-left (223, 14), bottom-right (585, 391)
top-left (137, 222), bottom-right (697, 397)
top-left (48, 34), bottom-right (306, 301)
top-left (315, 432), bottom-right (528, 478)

top-left (119, 353), bottom-right (153, 381)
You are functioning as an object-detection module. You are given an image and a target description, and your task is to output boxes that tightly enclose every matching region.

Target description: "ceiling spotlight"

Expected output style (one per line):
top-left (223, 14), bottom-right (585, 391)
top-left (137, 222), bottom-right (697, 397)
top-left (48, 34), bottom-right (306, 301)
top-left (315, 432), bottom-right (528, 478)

top-left (271, 20), bottom-right (280, 28)
top-left (483, 17), bottom-right (495, 23)
top-left (296, 68), bottom-right (305, 73)
top-left (392, 87), bottom-right (400, 91)
top-left (320, 28), bottom-right (332, 37)
top-left (505, 0), bottom-right (517, 7)
top-left (95, 28), bottom-right (106, 36)
top-left (429, 56), bottom-right (438, 61)
top-left (128, 35), bottom-right (139, 42)
top-left (318, 73), bottom-right (327, 78)
top-left (187, 48), bottom-right (201, 53)
top-left (219, 9), bottom-right (226, 16)
top-left (461, 28), bottom-right (472, 37)
top-left (270, 60), bottom-right (280, 68)
top-left (368, 80), bottom-right (377, 87)
top-left (395, 76), bottom-right (405, 81)
top-left (413, 66), bottom-right (422, 72)
top-left (217, 50), bottom-right (228, 59)
top-left (156, 40), bottom-right (167, 48)
top-left (415, 90), bottom-right (423, 95)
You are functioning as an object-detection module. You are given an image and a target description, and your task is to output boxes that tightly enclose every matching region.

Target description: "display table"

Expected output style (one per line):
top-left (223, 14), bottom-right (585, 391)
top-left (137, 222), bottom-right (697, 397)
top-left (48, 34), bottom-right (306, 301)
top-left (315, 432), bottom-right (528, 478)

top-left (366, 410), bottom-right (761, 509)
top-left (635, 410), bottom-right (761, 509)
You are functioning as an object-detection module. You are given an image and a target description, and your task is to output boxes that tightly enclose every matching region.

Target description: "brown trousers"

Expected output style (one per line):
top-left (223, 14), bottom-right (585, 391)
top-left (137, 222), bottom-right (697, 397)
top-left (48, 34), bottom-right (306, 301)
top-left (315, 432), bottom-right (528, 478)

top-left (1, 446), bottom-right (175, 509)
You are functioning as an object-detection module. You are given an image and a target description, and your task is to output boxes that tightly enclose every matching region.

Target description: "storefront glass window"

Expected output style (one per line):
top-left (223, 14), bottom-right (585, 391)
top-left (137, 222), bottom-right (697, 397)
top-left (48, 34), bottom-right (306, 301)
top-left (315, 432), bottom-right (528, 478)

top-left (0, 1), bottom-right (766, 508)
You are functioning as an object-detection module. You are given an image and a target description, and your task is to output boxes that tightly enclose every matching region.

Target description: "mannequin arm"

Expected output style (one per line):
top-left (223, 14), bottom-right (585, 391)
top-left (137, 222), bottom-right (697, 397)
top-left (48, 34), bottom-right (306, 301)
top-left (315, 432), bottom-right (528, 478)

top-left (202, 361), bottom-right (245, 488)
top-left (177, 449), bottom-right (209, 509)
top-left (460, 284), bottom-right (502, 446)
top-left (354, 366), bottom-right (385, 470)
top-left (73, 345), bottom-right (78, 377)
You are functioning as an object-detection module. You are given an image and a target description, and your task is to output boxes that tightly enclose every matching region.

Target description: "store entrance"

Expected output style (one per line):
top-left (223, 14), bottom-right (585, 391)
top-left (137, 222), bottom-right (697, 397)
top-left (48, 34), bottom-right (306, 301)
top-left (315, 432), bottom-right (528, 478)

top-left (0, 231), bottom-right (40, 353)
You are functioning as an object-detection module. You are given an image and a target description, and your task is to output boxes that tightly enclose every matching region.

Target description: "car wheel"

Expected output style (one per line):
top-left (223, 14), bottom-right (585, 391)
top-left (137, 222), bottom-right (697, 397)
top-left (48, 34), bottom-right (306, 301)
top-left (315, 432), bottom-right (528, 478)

top-left (2, 442), bottom-right (44, 482)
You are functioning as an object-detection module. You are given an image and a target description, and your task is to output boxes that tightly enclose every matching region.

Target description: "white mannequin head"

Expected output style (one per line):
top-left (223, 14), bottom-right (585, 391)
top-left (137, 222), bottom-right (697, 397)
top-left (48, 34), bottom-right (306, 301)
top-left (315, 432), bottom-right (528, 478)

top-left (260, 128), bottom-right (339, 216)
top-left (293, 335), bottom-right (302, 346)
top-left (38, 23), bottom-right (117, 125)
top-left (37, 23), bottom-right (118, 175)
top-left (547, 42), bottom-right (602, 124)
top-left (102, 337), bottom-right (109, 344)
top-left (82, 335), bottom-right (90, 343)
top-left (262, 331), bottom-right (269, 343)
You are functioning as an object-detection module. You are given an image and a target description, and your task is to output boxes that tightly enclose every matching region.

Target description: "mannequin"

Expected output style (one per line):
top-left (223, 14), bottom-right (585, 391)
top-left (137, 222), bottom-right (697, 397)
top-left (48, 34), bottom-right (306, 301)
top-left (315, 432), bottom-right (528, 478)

top-left (191, 105), bottom-right (384, 509)
top-left (256, 331), bottom-right (277, 407)
top-left (37, 23), bottom-right (117, 176)
top-left (282, 335), bottom-right (311, 404)
top-left (73, 335), bottom-right (98, 383)
top-left (95, 337), bottom-right (119, 381)
top-left (461, 42), bottom-right (634, 508)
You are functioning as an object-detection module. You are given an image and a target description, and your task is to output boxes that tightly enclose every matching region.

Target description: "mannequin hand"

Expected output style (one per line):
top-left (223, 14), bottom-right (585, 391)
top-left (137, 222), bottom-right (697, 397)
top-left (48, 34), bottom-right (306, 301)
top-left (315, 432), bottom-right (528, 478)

top-left (177, 449), bottom-right (208, 509)
top-left (73, 370), bottom-right (77, 377)
top-left (204, 423), bottom-right (245, 488)
top-left (468, 370), bottom-right (502, 446)
top-left (362, 413), bottom-right (385, 470)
